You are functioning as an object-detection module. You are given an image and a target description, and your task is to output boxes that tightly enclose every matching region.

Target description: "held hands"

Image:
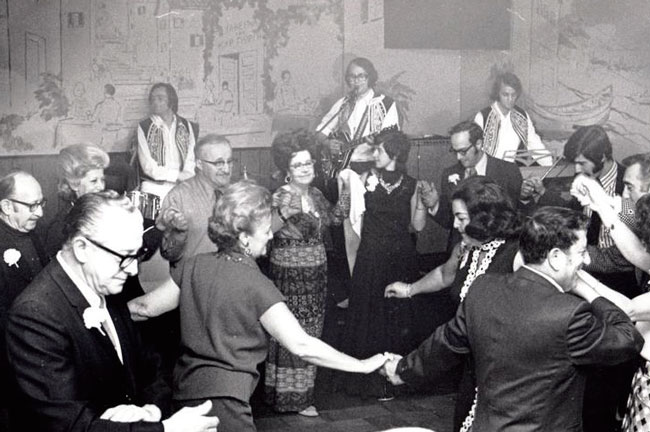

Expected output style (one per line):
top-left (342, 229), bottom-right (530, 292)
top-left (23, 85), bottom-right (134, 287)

top-left (127, 296), bottom-right (151, 322)
top-left (385, 281), bottom-right (410, 298)
top-left (360, 352), bottom-right (391, 374)
top-left (156, 207), bottom-right (189, 232)
top-left (379, 353), bottom-right (405, 385)
top-left (162, 400), bottom-right (219, 432)
top-left (570, 174), bottom-right (616, 213)
top-left (337, 168), bottom-right (354, 194)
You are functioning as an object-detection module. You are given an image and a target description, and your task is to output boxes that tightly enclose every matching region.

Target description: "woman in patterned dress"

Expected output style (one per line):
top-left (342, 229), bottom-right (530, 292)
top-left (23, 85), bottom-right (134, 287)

top-left (386, 176), bottom-right (523, 431)
top-left (264, 129), bottom-right (351, 417)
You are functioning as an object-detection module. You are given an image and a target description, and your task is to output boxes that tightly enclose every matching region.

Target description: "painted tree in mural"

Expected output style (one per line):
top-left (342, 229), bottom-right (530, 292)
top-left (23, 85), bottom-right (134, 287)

top-left (376, 71), bottom-right (416, 126)
top-left (201, 0), bottom-right (342, 113)
top-left (34, 73), bottom-right (70, 122)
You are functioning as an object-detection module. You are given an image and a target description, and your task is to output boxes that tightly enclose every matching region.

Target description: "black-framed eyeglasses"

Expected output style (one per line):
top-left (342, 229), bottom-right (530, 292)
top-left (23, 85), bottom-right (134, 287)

top-left (201, 158), bottom-right (237, 170)
top-left (346, 73), bottom-right (368, 82)
top-left (449, 144), bottom-right (476, 157)
top-left (7, 198), bottom-right (47, 213)
top-left (84, 236), bottom-right (144, 270)
top-left (289, 160), bottom-right (315, 170)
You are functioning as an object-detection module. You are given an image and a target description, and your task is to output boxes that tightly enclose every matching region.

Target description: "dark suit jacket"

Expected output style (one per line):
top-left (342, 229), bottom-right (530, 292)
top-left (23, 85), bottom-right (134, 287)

top-left (6, 260), bottom-right (169, 432)
top-left (398, 267), bottom-right (643, 431)
top-left (433, 155), bottom-right (523, 248)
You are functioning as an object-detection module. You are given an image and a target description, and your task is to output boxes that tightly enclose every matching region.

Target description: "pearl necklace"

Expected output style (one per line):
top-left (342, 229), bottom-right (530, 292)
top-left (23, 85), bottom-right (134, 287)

top-left (458, 238), bottom-right (506, 302)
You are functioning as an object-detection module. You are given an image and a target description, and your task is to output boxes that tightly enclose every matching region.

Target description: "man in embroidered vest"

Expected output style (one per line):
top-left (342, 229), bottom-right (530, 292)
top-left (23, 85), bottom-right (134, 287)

top-left (382, 206), bottom-right (643, 432)
top-left (0, 171), bottom-right (47, 432)
top-left (137, 82), bottom-right (198, 199)
top-left (5, 191), bottom-right (217, 432)
top-left (474, 71), bottom-right (552, 166)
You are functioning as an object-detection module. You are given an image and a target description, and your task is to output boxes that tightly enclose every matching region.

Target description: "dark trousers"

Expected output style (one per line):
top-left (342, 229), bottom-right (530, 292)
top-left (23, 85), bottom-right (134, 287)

top-left (174, 397), bottom-right (256, 432)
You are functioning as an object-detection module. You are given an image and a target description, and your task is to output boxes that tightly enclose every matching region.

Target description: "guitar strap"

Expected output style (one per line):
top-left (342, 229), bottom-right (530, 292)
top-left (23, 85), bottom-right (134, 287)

top-left (352, 103), bottom-right (371, 141)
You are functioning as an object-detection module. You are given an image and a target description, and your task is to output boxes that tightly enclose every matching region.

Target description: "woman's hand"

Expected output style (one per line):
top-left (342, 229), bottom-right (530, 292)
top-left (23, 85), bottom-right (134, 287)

top-left (385, 281), bottom-right (410, 298)
top-left (274, 187), bottom-right (302, 219)
top-left (155, 207), bottom-right (188, 232)
top-left (360, 353), bottom-right (389, 374)
top-left (337, 168), bottom-right (354, 194)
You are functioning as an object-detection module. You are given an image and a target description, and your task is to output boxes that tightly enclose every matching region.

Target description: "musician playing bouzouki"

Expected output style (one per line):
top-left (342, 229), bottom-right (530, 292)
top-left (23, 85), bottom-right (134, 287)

top-left (316, 57), bottom-right (400, 176)
top-left (315, 58), bottom-right (400, 287)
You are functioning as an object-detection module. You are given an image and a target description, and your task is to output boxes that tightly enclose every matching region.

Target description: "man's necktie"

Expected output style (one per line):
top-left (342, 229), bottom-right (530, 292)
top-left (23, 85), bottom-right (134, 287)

top-left (99, 298), bottom-right (123, 364)
top-left (464, 166), bottom-right (477, 179)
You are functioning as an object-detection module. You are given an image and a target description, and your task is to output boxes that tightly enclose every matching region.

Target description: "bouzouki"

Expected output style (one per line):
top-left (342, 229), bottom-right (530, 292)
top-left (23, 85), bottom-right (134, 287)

top-left (326, 124), bottom-right (399, 178)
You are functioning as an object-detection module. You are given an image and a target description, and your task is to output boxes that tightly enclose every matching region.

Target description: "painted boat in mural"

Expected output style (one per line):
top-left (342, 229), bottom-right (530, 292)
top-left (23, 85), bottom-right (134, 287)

top-left (528, 85), bottom-right (613, 133)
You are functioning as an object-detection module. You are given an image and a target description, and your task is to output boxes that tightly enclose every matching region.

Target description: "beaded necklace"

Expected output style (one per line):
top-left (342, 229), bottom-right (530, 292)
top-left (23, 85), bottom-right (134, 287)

top-left (378, 173), bottom-right (403, 194)
top-left (458, 238), bottom-right (506, 302)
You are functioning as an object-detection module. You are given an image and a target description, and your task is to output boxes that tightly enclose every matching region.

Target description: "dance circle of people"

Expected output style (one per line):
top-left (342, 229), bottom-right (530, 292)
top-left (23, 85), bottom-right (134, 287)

top-left (1, 60), bottom-right (650, 432)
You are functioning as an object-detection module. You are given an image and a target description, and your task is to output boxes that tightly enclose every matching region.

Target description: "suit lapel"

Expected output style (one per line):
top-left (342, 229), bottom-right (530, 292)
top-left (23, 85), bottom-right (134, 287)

top-left (49, 261), bottom-right (126, 368)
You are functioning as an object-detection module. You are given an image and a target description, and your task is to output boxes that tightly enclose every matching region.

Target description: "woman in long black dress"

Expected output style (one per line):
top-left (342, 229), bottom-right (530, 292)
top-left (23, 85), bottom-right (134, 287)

top-left (341, 129), bottom-right (428, 397)
top-left (386, 176), bottom-right (523, 430)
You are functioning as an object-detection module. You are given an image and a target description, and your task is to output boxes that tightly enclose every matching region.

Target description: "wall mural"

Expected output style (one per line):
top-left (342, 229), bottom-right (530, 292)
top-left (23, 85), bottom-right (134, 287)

top-left (0, 0), bottom-right (349, 155)
top-left (523, 0), bottom-right (650, 155)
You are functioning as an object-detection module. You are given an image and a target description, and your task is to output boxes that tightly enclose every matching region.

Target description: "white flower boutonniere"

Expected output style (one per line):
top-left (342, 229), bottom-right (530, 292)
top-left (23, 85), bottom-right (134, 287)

top-left (366, 174), bottom-right (379, 192)
top-left (3, 248), bottom-right (21, 268)
top-left (83, 307), bottom-right (108, 335)
top-left (448, 173), bottom-right (461, 185)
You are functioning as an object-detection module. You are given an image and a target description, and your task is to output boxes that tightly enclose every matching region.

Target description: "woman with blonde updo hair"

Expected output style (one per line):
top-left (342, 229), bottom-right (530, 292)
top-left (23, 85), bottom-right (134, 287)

top-left (172, 180), bottom-right (385, 432)
top-left (44, 143), bottom-right (109, 258)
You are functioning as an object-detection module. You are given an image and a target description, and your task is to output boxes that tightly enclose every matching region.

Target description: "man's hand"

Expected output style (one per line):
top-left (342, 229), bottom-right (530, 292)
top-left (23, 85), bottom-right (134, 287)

top-left (379, 353), bottom-right (405, 385)
top-left (359, 353), bottom-right (389, 374)
top-left (385, 281), bottom-right (410, 298)
top-left (100, 404), bottom-right (159, 423)
top-left (156, 207), bottom-right (189, 232)
top-left (274, 187), bottom-right (302, 219)
top-left (520, 177), bottom-right (544, 201)
top-left (163, 400), bottom-right (219, 432)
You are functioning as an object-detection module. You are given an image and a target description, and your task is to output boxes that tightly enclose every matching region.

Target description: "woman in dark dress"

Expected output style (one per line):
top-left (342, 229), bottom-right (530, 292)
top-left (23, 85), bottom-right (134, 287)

top-left (341, 130), bottom-right (428, 397)
top-left (386, 176), bottom-right (522, 431)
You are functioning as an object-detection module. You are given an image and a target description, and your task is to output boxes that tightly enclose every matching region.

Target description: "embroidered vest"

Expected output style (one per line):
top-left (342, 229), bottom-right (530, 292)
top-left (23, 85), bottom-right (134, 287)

top-left (139, 115), bottom-right (197, 175)
top-left (481, 104), bottom-right (528, 158)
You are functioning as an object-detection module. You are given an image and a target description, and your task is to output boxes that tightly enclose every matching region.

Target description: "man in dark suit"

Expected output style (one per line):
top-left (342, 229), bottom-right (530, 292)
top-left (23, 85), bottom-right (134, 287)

top-left (422, 120), bottom-right (522, 248)
top-left (5, 191), bottom-right (217, 432)
top-left (382, 206), bottom-right (643, 431)
top-left (520, 125), bottom-right (638, 431)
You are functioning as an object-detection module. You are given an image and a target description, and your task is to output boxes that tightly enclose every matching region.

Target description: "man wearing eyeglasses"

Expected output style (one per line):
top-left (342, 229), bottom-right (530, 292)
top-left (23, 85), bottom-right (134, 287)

top-left (127, 135), bottom-right (233, 321)
top-left (423, 121), bottom-right (523, 248)
top-left (0, 171), bottom-right (48, 432)
top-left (5, 191), bottom-right (218, 432)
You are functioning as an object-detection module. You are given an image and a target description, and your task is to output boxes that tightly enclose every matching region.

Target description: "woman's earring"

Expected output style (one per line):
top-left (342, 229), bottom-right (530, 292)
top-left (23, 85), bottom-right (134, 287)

top-left (243, 241), bottom-right (252, 256)
top-left (285, 173), bottom-right (292, 183)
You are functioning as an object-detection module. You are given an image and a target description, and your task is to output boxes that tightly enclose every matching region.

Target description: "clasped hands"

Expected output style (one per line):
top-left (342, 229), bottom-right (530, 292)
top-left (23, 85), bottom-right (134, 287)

top-left (156, 207), bottom-right (189, 232)
top-left (417, 180), bottom-right (439, 210)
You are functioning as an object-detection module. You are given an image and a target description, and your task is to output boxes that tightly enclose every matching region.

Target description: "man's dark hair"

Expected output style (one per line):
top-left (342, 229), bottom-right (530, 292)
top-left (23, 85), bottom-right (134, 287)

top-left (563, 125), bottom-right (612, 172)
top-left (520, 206), bottom-right (590, 264)
top-left (448, 120), bottom-right (484, 146)
top-left (148, 82), bottom-right (179, 113)
top-left (623, 152), bottom-right (650, 191)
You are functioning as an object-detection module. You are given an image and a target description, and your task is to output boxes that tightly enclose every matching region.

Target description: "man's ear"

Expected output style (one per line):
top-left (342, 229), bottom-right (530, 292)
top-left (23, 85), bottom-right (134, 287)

top-left (70, 236), bottom-right (91, 264)
top-left (0, 199), bottom-right (13, 216)
top-left (547, 247), bottom-right (564, 272)
top-left (475, 139), bottom-right (484, 151)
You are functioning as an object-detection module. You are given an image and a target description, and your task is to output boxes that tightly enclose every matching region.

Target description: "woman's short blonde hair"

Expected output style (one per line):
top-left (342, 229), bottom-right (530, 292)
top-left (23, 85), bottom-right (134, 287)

top-left (57, 143), bottom-right (110, 201)
top-left (208, 180), bottom-right (272, 253)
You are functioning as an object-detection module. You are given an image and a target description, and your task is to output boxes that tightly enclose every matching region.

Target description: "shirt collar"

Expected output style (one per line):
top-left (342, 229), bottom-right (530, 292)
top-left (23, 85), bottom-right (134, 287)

top-left (474, 152), bottom-right (488, 176)
top-left (522, 264), bottom-right (565, 293)
top-left (150, 114), bottom-right (177, 129)
top-left (57, 251), bottom-right (103, 308)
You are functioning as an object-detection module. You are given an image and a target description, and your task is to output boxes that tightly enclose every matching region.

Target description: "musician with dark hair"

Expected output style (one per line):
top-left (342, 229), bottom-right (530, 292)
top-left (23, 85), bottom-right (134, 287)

top-left (137, 82), bottom-right (198, 199)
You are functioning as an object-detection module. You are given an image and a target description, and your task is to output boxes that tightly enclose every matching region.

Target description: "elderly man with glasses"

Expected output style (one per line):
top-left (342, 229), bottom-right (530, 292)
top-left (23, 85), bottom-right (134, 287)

top-left (127, 135), bottom-right (233, 321)
top-left (421, 120), bottom-right (523, 250)
top-left (0, 171), bottom-right (48, 432)
top-left (5, 191), bottom-right (218, 432)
